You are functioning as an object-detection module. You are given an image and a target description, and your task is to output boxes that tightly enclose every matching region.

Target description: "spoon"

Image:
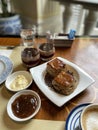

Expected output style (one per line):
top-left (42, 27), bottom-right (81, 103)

top-left (0, 45), bottom-right (19, 49)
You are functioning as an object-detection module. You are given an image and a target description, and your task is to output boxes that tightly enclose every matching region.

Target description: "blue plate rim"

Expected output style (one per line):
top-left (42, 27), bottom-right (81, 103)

top-left (0, 55), bottom-right (13, 84)
top-left (65, 103), bottom-right (91, 130)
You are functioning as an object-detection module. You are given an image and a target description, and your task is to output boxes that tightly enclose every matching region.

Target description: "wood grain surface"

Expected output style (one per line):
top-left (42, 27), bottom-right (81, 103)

top-left (0, 37), bottom-right (98, 121)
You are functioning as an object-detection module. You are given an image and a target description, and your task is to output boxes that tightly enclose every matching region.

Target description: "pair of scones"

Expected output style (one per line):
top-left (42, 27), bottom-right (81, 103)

top-left (46, 58), bottom-right (78, 95)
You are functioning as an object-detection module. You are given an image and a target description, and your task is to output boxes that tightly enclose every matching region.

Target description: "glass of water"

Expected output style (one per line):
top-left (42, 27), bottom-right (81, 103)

top-left (20, 28), bottom-right (35, 46)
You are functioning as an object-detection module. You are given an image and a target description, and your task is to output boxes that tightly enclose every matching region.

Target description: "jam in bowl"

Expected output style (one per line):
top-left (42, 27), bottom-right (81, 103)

top-left (7, 90), bottom-right (41, 122)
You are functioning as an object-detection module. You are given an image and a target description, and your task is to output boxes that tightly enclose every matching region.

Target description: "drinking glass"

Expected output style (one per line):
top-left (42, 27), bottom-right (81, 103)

top-left (20, 28), bottom-right (40, 68)
top-left (20, 28), bottom-right (35, 46)
top-left (21, 46), bottom-right (40, 68)
top-left (39, 32), bottom-right (55, 61)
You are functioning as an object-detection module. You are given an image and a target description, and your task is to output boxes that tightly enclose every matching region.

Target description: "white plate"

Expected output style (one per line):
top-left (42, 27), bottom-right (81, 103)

top-left (65, 103), bottom-right (90, 130)
top-left (30, 57), bottom-right (95, 107)
top-left (0, 55), bottom-right (13, 84)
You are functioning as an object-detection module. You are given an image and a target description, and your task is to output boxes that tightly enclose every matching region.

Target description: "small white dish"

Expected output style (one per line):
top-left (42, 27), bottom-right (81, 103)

top-left (0, 55), bottom-right (13, 84)
top-left (7, 90), bottom-right (41, 122)
top-left (5, 71), bottom-right (33, 92)
top-left (30, 57), bottom-right (95, 107)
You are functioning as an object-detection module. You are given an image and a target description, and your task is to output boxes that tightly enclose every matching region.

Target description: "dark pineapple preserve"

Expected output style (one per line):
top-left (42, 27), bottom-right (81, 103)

top-left (39, 43), bottom-right (55, 61)
top-left (12, 94), bottom-right (38, 118)
top-left (21, 47), bottom-right (40, 68)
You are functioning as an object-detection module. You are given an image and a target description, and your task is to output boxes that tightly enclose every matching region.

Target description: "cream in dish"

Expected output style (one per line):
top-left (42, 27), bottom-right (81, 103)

top-left (10, 75), bottom-right (29, 91)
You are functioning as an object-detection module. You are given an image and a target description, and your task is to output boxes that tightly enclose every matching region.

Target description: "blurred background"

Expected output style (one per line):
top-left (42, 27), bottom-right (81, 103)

top-left (0, 0), bottom-right (98, 36)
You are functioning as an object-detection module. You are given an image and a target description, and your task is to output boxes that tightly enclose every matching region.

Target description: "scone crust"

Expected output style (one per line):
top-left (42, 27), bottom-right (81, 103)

top-left (46, 58), bottom-right (66, 77)
top-left (52, 71), bottom-right (76, 95)
top-left (53, 71), bottom-right (74, 87)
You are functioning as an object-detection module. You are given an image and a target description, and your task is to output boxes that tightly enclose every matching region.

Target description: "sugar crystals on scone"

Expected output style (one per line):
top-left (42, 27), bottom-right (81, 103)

top-left (52, 71), bottom-right (77, 95)
top-left (46, 58), bottom-right (66, 77)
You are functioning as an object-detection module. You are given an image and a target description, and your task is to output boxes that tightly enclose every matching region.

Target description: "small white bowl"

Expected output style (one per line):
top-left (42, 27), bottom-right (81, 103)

top-left (7, 90), bottom-right (41, 122)
top-left (5, 71), bottom-right (33, 92)
top-left (80, 103), bottom-right (98, 130)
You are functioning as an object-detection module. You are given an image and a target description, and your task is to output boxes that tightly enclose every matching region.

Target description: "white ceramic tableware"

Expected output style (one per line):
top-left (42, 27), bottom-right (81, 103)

top-left (0, 55), bottom-right (13, 84)
top-left (30, 57), bottom-right (95, 107)
top-left (5, 71), bottom-right (33, 92)
top-left (7, 90), bottom-right (41, 122)
top-left (80, 103), bottom-right (98, 130)
top-left (65, 103), bottom-right (90, 130)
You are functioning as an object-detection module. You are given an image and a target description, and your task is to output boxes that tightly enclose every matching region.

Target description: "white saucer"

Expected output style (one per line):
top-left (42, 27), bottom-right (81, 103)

top-left (65, 103), bottom-right (90, 130)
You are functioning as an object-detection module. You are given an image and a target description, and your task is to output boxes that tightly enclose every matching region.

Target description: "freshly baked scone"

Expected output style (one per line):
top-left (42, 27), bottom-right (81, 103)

top-left (52, 71), bottom-right (77, 95)
top-left (46, 58), bottom-right (66, 77)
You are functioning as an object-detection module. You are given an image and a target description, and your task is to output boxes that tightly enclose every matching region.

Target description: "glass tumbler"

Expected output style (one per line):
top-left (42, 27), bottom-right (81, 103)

top-left (21, 45), bottom-right (40, 68)
top-left (20, 28), bottom-right (35, 46)
top-left (39, 33), bottom-right (55, 61)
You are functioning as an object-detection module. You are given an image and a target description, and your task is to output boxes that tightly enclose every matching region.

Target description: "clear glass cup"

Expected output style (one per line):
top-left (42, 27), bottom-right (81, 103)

top-left (20, 28), bottom-right (40, 68)
top-left (39, 32), bottom-right (55, 61)
top-left (20, 28), bottom-right (35, 46)
top-left (21, 45), bottom-right (40, 68)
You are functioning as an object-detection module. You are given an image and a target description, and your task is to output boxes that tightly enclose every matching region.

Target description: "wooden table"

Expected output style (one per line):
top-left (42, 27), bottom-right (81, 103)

top-left (0, 36), bottom-right (98, 121)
